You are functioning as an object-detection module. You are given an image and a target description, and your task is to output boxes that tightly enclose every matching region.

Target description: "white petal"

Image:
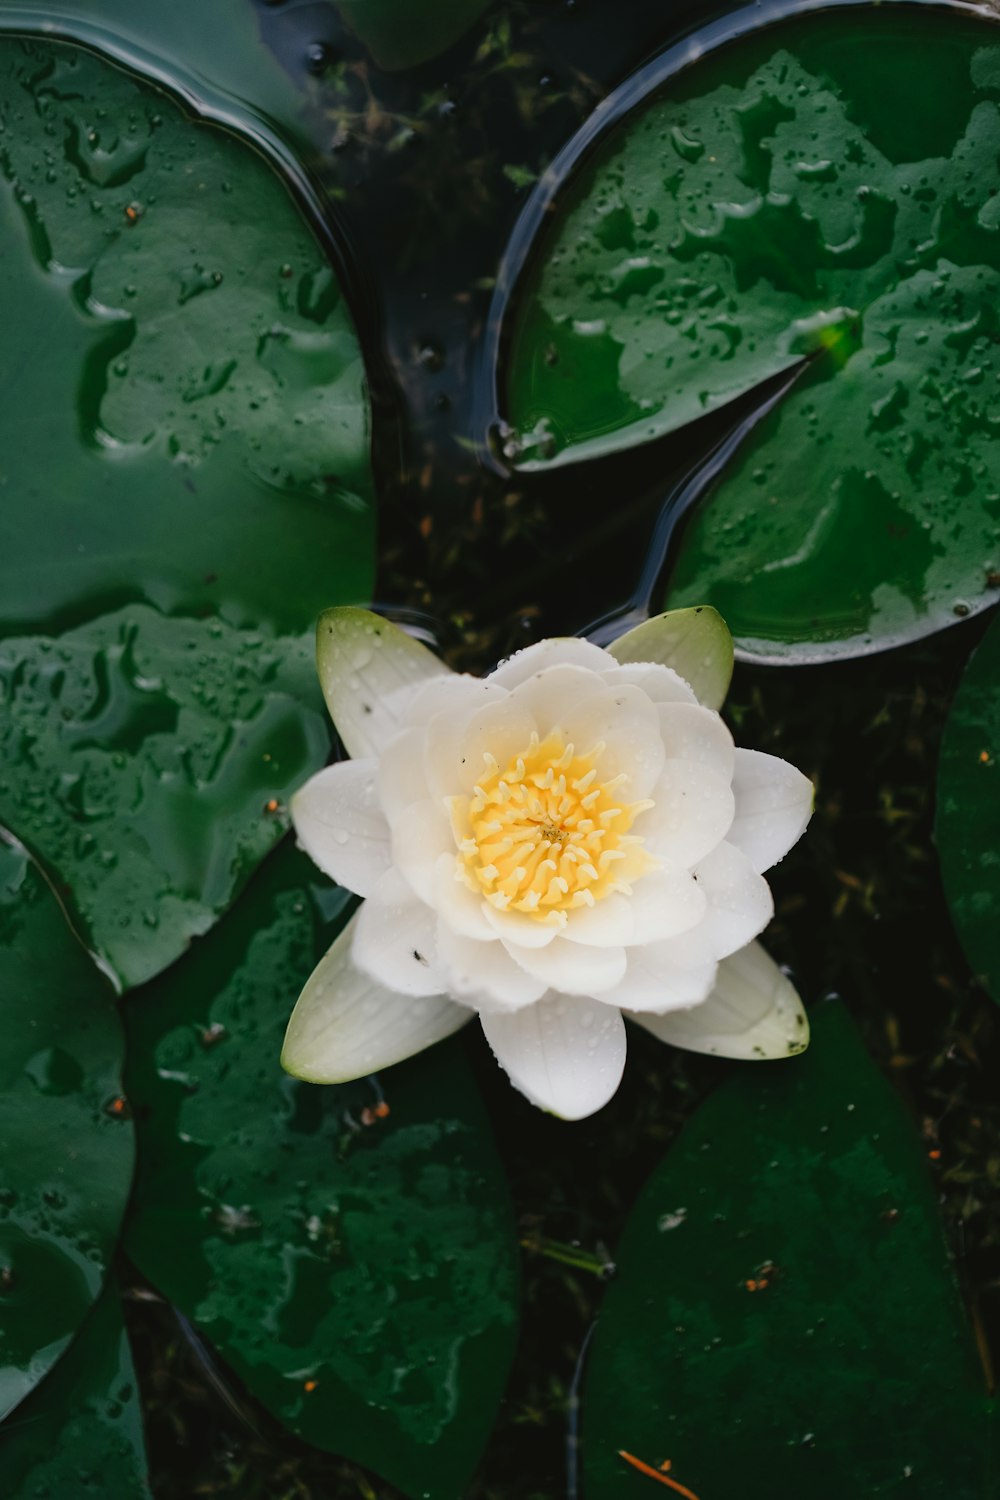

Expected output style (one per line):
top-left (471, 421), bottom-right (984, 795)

top-left (398, 673), bottom-right (505, 733)
top-left (695, 841), bottom-right (774, 959)
top-left (599, 660), bottom-right (697, 706)
top-left (281, 911), bottom-right (471, 1082)
top-left (658, 702), bottom-right (735, 780)
top-left (505, 663), bottom-right (608, 739)
top-left (391, 799), bottom-right (452, 902)
top-left (638, 761), bottom-right (735, 869)
top-left (425, 693), bottom-right (536, 801)
top-left (728, 748), bottom-right (814, 874)
top-left (488, 636), bottom-right (615, 689)
top-left (433, 853), bottom-right (495, 940)
top-left (377, 727), bottom-right (432, 822)
top-left (607, 606), bottom-right (734, 710)
top-left (627, 867), bottom-right (708, 943)
top-left (352, 869), bottom-right (446, 996)
top-left (316, 607), bottom-right (450, 760)
top-left (482, 901), bottom-right (560, 948)
top-left (437, 922), bottom-right (547, 1009)
top-left (481, 993), bottom-right (626, 1119)
top-left (505, 934), bottom-right (627, 995)
top-left (291, 760), bottom-right (390, 898)
top-left (601, 927), bottom-right (718, 1014)
top-left (629, 940), bottom-right (809, 1059)
top-left (562, 684), bottom-right (666, 797)
top-left (560, 892), bottom-right (634, 946)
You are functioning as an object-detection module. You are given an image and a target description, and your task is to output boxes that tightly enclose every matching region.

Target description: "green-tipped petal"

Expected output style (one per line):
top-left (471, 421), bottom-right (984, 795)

top-left (317, 607), bottom-right (451, 759)
top-left (629, 940), bottom-right (808, 1060)
top-left (282, 910), bottom-right (472, 1082)
top-left (608, 606), bottom-right (734, 710)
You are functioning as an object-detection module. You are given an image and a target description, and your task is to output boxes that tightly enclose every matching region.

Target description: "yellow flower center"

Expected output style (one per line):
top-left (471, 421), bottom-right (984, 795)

top-left (453, 731), bottom-right (657, 926)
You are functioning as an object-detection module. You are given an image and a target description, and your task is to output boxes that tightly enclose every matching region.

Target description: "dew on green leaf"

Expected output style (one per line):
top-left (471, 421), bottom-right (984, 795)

top-left (124, 842), bottom-right (520, 1500)
top-left (0, 35), bottom-right (373, 638)
top-left (0, 1280), bottom-right (151, 1498)
top-left (503, 9), bottom-right (1000, 659)
top-left (0, 841), bottom-right (133, 1422)
top-left (584, 1005), bottom-right (999, 1499)
top-left (0, 606), bottom-right (329, 989)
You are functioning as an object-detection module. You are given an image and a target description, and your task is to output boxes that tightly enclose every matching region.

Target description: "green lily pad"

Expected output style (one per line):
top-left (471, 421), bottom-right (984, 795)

top-left (0, 1279), bottom-right (150, 1498)
top-left (936, 608), bottom-right (1000, 1004)
top-left (124, 842), bottom-right (520, 1500)
top-left (0, 605), bottom-right (329, 991)
top-left (0, 839), bottom-right (134, 1420)
top-left (0, 35), bottom-right (372, 637)
top-left (0, 1), bottom-right (308, 154)
top-left (583, 1004), bottom-right (997, 1498)
top-left (504, 9), bottom-right (1000, 659)
top-left (0, 0), bottom-right (492, 95)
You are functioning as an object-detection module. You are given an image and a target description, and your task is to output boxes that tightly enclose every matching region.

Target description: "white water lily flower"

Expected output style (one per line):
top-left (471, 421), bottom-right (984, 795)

top-left (282, 606), bottom-right (813, 1119)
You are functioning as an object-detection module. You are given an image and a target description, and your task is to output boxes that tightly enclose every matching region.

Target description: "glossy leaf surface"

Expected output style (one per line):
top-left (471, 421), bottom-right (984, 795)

top-left (0, 840), bottom-right (134, 1419)
top-left (0, 36), bottom-right (372, 637)
top-left (0, 1280), bottom-right (150, 1498)
top-left (936, 608), bottom-right (1000, 1004)
top-left (0, 606), bottom-right (329, 990)
top-left (584, 1004), bottom-right (997, 1498)
top-left (124, 843), bottom-right (519, 1500)
top-left (0, 0), bottom-right (306, 148)
top-left (0, 0), bottom-right (491, 92)
top-left (505, 10), bottom-right (1000, 658)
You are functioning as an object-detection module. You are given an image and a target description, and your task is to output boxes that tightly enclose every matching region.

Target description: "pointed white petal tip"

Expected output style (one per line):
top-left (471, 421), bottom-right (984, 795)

top-left (630, 940), bottom-right (809, 1061)
top-left (281, 909), bottom-right (471, 1083)
top-left (315, 606), bottom-right (450, 761)
top-left (728, 748), bottom-right (815, 874)
top-left (607, 605), bottom-right (734, 710)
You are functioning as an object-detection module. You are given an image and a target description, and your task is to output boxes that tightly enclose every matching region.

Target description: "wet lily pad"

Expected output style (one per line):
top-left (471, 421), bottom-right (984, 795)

top-left (0, 35), bottom-right (372, 637)
top-left (0, 839), bottom-right (134, 1420)
top-left (0, 606), bottom-right (329, 990)
top-left (936, 608), bottom-right (1000, 1004)
top-left (583, 1004), bottom-right (997, 1498)
top-left (0, 0), bottom-right (492, 97)
top-left (124, 842), bottom-right (519, 1500)
top-left (0, 1279), bottom-right (150, 1498)
top-left (504, 10), bottom-right (1000, 659)
top-left (0, 0), bottom-right (307, 152)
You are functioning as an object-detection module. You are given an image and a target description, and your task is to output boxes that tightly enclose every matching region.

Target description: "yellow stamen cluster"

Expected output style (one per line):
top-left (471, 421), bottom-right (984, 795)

top-left (453, 731), bottom-right (657, 926)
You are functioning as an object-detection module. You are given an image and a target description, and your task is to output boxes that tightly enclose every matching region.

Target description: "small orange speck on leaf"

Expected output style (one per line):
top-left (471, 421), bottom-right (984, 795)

top-left (979, 750), bottom-right (992, 765)
top-left (264, 799), bottom-right (280, 814)
top-left (303, 1380), bottom-right (318, 1393)
top-left (929, 1149), bottom-right (942, 1161)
